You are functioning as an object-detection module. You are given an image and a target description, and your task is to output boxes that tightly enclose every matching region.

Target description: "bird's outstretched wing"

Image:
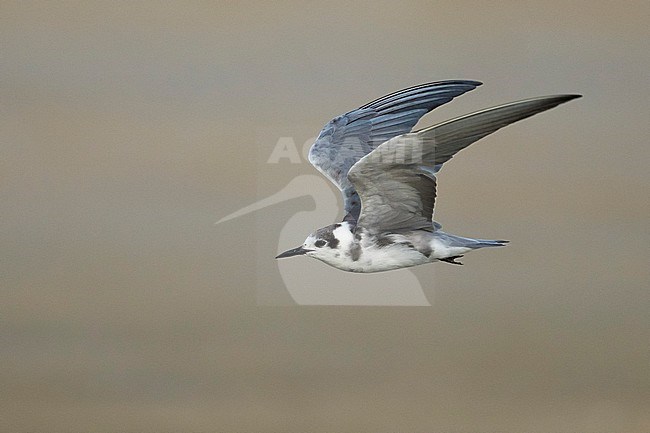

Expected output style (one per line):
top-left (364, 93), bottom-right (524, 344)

top-left (308, 80), bottom-right (482, 222)
top-left (348, 94), bottom-right (582, 234)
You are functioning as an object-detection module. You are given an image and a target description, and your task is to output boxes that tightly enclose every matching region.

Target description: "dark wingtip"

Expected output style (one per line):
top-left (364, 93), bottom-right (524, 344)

top-left (427, 79), bottom-right (482, 87)
top-left (447, 79), bottom-right (483, 88)
top-left (548, 94), bottom-right (582, 104)
top-left (512, 93), bottom-right (582, 111)
top-left (560, 94), bottom-right (583, 101)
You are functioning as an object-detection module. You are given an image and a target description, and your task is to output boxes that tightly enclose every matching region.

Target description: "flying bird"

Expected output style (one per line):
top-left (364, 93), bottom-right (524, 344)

top-left (276, 80), bottom-right (580, 272)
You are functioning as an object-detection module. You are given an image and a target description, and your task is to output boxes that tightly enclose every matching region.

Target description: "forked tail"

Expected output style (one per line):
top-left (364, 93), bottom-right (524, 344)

top-left (470, 239), bottom-right (509, 248)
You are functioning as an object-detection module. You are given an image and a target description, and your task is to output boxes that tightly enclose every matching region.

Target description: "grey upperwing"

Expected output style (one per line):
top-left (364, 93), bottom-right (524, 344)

top-left (308, 80), bottom-right (482, 222)
top-left (348, 94), bottom-right (582, 234)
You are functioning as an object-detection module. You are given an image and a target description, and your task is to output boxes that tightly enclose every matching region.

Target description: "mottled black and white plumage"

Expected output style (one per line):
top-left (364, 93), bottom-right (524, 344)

top-left (276, 81), bottom-right (581, 272)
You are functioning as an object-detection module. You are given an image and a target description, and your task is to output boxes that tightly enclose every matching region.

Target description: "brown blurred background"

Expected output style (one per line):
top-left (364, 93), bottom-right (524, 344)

top-left (2, 1), bottom-right (649, 432)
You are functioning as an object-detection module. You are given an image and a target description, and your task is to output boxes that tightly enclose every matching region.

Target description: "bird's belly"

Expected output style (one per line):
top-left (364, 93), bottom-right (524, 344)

top-left (342, 244), bottom-right (429, 273)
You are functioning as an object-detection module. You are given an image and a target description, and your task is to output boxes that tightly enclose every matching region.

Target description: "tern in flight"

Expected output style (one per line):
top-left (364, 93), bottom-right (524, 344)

top-left (276, 80), bottom-right (580, 272)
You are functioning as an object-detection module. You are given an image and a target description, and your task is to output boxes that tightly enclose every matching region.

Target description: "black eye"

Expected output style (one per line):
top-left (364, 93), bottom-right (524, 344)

top-left (314, 240), bottom-right (326, 248)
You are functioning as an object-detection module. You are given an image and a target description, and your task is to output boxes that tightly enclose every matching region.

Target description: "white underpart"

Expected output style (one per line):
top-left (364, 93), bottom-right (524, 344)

top-left (354, 239), bottom-right (429, 272)
top-left (306, 223), bottom-right (477, 273)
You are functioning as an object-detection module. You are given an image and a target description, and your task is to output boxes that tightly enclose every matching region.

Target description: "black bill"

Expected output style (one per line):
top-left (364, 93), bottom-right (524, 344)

top-left (275, 246), bottom-right (312, 259)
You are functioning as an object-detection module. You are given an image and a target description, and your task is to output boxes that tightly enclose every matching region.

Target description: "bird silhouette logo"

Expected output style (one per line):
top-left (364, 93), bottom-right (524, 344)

top-left (216, 173), bottom-right (431, 306)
